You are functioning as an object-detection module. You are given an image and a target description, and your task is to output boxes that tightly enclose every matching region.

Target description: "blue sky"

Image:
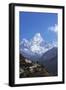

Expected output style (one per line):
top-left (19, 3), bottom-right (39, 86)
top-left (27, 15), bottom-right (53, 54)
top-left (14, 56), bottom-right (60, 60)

top-left (19, 12), bottom-right (58, 43)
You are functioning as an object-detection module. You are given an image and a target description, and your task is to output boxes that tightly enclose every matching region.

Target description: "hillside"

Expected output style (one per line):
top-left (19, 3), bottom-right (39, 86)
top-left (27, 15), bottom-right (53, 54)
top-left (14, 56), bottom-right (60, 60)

top-left (20, 54), bottom-right (49, 78)
top-left (39, 47), bottom-right (58, 76)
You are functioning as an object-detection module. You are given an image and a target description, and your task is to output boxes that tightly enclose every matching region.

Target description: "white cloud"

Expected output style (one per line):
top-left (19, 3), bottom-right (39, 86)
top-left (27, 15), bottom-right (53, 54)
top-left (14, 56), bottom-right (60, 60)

top-left (48, 24), bottom-right (58, 48)
top-left (48, 24), bottom-right (58, 33)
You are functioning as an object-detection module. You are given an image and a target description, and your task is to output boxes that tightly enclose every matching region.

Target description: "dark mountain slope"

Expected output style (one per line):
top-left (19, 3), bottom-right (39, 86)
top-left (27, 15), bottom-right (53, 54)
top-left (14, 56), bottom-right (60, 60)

top-left (39, 47), bottom-right (58, 76)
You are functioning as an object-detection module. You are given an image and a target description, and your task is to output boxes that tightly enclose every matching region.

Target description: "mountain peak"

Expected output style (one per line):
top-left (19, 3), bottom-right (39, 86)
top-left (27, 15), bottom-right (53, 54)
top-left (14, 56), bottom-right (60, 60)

top-left (20, 33), bottom-right (56, 60)
top-left (30, 33), bottom-right (47, 55)
top-left (35, 33), bottom-right (41, 36)
top-left (32, 33), bottom-right (43, 44)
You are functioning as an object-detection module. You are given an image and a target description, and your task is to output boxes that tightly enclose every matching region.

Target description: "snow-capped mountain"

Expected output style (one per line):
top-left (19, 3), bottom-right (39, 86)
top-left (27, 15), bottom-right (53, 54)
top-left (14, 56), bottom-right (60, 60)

top-left (20, 33), bottom-right (57, 60)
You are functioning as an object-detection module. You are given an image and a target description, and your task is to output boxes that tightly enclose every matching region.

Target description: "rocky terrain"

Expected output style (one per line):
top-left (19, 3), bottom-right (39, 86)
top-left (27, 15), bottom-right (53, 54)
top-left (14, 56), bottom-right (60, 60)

top-left (20, 54), bottom-right (49, 78)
